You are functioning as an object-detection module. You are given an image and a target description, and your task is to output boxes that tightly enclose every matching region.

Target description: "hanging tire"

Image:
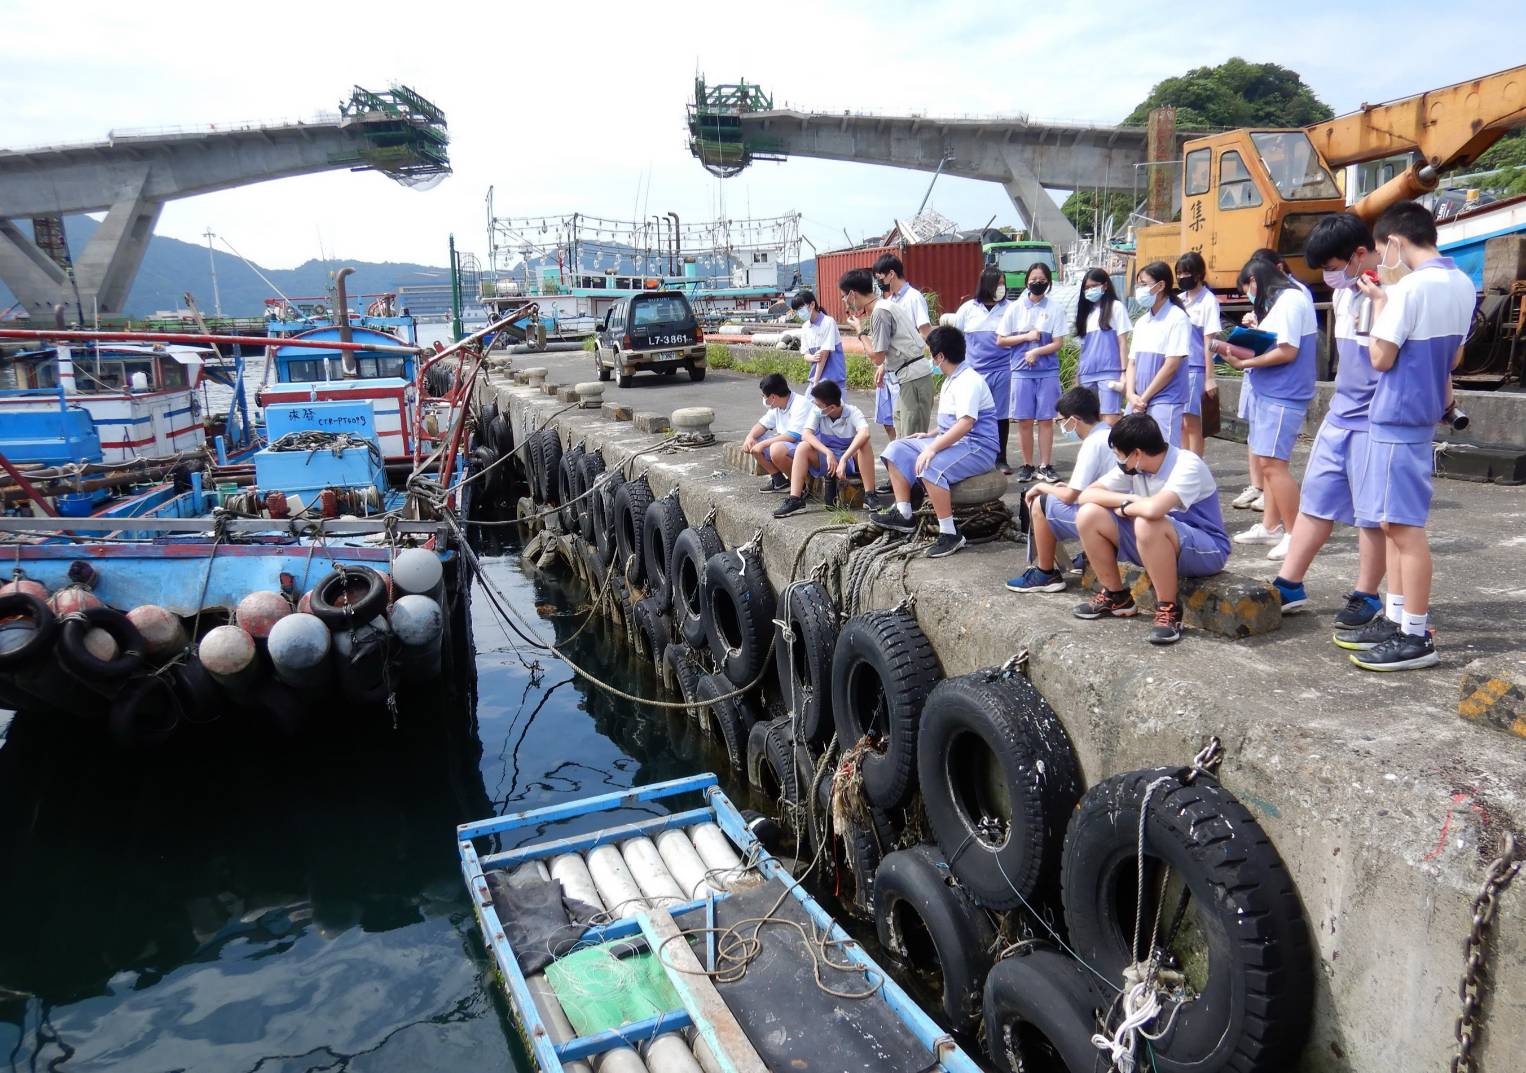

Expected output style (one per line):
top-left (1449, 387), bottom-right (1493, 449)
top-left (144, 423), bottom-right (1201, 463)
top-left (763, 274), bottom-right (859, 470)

top-left (630, 596), bottom-right (671, 665)
top-left (873, 844), bottom-right (997, 1033)
top-left (57, 606), bottom-right (145, 681)
top-left (525, 430), bottom-right (546, 503)
top-left (983, 942), bottom-right (1113, 1073)
top-left (662, 642), bottom-right (703, 703)
top-left (536, 429), bottom-right (563, 505)
top-left (918, 670), bottom-right (1083, 910)
top-left (470, 444), bottom-right (502, 507)
top-left (773, 581), bottom-right (838, 748)
top-left (641, 494), bottom-right (688, 613)
top-left (109, 675), bottom-right (184, 749)
top-left (830, 609), bottom-right (941, 810)
top-left (593, 468), bottom-right (624, 563)
top-left (1061, 769), bottom-right (1314, 1073)
top-left (701, 549), bottom-right (775, 685)
top-left (693, 671), bottom-right (756, 769)
top-left (577, 451), bottom-right (607, 544)
top-left (815, 764), bottom-right (886, 918)
top-left (672, 524), bottom-right (723, 650)
top-left (173, 658), bottom-right (225, 724)
top-left (0, 592), bottom-right (58, 670)
top-left (612, 476), bottom-right (654, 586)
top-left (557, 445), bottom-right (584, 532)
top-left (487, 414), bottom-right (511, 456)
top-left (310, 565), bottom-right (387, 627)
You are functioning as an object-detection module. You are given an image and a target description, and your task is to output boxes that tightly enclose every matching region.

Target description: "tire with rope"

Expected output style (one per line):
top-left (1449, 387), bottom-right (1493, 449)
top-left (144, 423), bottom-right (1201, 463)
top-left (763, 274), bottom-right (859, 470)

top-left (557, 444), bottom-right (585, 532)
top-left (773, 581), bottom-right (837, 748)
top-left (310, 566), bottom-right (388, 628)
top-left (641, 494), bottom-right (688, 614)
top-left (982, 941), bottom-right (1113, 1073)
top-left (577, 451), bottom-right (607, 544)
top-left (535, 429), bottom-right (563, 505)
top-left (814, 763), bottom-right (886, 918)
top-left (109, 674), bottom-right (184, 750)
top-left (701, 548), bottom-right (775, 685)
top-left (57, 607), bottom-right (145, 683)
top-left (693, 670), bottom-right (756, 769)
top-left (525, 430), bottom-right (546, 504)
top-left (592, 467), bottom-right (624, 564)
top-left (612, 476), bottom-right (654, 587)
top-left (629, 596), bottom-right (671, 666)
top-left (0, 593), bottom-right (58, 670)
top-left (672, 524), bottom-right (724, 650)
top-left (662, 642), bottom-right (703, 701)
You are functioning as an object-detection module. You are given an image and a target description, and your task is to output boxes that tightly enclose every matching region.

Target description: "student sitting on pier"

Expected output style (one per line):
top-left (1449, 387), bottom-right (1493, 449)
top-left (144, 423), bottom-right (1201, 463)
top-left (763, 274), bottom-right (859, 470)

top-left (789, 289), bottom-right (847, 391)
top-left (1071, 413), bottom-right (1230, 645)
top-left (741, 372), bottom-right (815, 493)
top-left (1005, 386), bottom-right (1113, 593)
top-left (772, 380), bottom-right (882, 518)
top-left (870, 326), bottom-right (997, 558)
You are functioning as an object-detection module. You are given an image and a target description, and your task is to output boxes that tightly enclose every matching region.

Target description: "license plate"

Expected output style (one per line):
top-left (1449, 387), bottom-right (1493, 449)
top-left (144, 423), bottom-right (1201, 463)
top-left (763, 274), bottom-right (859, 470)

top-left (652, 351), bottom-right (677, 362)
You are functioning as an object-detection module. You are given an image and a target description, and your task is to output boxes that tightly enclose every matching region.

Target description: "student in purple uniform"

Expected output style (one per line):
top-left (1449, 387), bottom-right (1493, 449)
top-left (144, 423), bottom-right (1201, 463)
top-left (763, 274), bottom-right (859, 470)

top-left (741, 372), bottom-right (816, 493)
top-left (1211, 256), bottom-right (1318, 562)
top-left (1124, 261), bottom-right (1193, 447)
top-left (1175, 251), bottom-right (1220, 456)
top-left (1231, 249), bottom-right (1310, 514)
top-left (997, 261), bottom-right (1064, 483)
top-left (789, 289), bottom-right (847, 391)
top-left (772, 380), bottom-right (881, 518)
top-left (1070, 268), bottom-right (1132, 426)
top-left (1071, 413), bottom-right (1231, 645)
top-left (1269, 213), bottom-right (1388, 628)
top-left (1337, 202), bottom-right (1475, 671)
top-left (954, 268), bottom-right (1015, 471)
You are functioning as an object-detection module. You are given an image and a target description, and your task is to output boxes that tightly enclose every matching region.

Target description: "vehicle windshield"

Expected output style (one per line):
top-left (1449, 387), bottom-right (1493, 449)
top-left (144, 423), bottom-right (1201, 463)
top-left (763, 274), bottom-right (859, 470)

top-left (631, 296), bottom-right (691, 326)
top-left (1251, 132), bottom-right (1341, 200)
top-left (995, 250), bottom-right (1056, 274)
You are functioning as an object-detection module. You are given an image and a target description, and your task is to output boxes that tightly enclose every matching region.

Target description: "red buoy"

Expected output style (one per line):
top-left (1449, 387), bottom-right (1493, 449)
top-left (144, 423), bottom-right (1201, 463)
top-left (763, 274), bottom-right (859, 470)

top-left (50, 587), bottom-right (103, 615)
top-left (127, 604), bottom-right (189, 661)
top-left (235, 591), bottom-right (292, 640)
top-left (0, 578), bottom-right (48, 601)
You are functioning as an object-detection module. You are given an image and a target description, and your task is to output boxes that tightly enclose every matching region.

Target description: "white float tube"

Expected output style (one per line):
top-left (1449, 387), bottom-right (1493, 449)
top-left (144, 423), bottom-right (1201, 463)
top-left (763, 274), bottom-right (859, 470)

top-left (199, 625), bottom-right (261, 691)
top-left (586, 845), bottom-right (648, 921)
top-left (266, 612), bottom-right (333, 689)
top-left (645, 1033), bottom-right (704, 1073)
top-left (653, 830), bottom-right (717, 900)
top-left (389, 594), bottom-right (443, 682)
top-left (509, 860), bottom-right (551, 886)
top-left (597, 1046), bottom-right (650, 1073)
top-left (550, 853), bottom-right (606, 915)
top-left (688, 824), bottom-right (745, 890)
top-left (687, 1029), bottom-right (724, 1073)
top-left (526, 973), bottom-right (595, 1073)
top-left (619, 838), bottom-right (686, 908)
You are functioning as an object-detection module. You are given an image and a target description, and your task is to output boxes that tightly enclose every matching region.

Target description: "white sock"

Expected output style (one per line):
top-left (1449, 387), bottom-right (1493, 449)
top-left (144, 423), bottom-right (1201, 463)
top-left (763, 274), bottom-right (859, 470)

top-left (895, 501), bottom-right (912, 519)
top-left (1401, 611), bottom-right (1428, 638)
top-left (937, 515), bottom-right (956, 535)
top-left (1385, 594), bottom-right (1406, 623)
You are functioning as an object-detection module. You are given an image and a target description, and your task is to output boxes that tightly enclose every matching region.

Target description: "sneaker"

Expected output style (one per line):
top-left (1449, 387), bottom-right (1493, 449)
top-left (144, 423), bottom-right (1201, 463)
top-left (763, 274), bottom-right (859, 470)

top-left (926, 532), bottom-right (966, 558)
top-left (1333, 591), bottom-right (1382, 629)
top-left (1037, 464), bottom-right (1060, 482)
top-left (1007, 566), bottom-right (1067, 593)
top-left (1015, 465), bottom-right (1037, 482)
top-left (1273, 577), bottom-right (1308, 613)
top-left (869, 507), bottom-right (915, 533)
top-left (1073, 588), bottom-right (1138, 620)
top-left (1332, 616), bottom-right (1400, 651)
top-left (876, 481), bottom-right (894, 496)
top-left (773, 494), bottom-right (807, 518)
top-left (1350, 631), bottom-right (1439, 672)
top-left (1232, 485), bottom-right (1262, 509)
top-left (1250, 493), bottom-right (1265, 512)
top-left (998, 462), bottom-right (1014, 476)
top-left (1266, 533), bottom-right (1291, 561)
top-left (862, 491), bottom-right (888, 511)
top-left (761, 473), bottom-right (788, 493)
top-left (1148, 601), bottom-right (1183, 645)
top-left (822, 476), bottom-right (839, 508)
top-left (1233, 523), bottom-right (1284, 546)
top-left (1070, 552), bottom-right (1087, 575)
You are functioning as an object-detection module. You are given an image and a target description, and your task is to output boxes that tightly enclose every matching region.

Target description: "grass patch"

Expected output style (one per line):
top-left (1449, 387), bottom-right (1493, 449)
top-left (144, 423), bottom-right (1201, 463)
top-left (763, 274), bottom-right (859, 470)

top-left (827, 506), bottom-right (860, 525)
top-left (704, 343), bottom-right (878, 390)
top-left (581, 337), bottom-right (597, 352)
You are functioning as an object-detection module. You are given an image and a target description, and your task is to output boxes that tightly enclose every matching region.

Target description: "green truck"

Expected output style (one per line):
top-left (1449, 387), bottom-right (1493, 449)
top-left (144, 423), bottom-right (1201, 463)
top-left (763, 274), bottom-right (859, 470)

top-left (983, 239), bottom-right (1059, 292)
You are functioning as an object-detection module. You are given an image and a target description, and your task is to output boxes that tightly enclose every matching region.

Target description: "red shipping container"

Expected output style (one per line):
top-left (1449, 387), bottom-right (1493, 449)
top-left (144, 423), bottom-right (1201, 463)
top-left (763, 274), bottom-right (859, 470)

top-left (814, 241), bottom-right (985, 327)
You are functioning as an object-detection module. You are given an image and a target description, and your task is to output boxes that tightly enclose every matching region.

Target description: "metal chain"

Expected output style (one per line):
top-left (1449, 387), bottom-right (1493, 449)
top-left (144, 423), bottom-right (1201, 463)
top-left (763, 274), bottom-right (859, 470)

top-left (1183, 736), bottom-right (1224, 784)
top-left (1452, 832), bottom-right (1520, 1073)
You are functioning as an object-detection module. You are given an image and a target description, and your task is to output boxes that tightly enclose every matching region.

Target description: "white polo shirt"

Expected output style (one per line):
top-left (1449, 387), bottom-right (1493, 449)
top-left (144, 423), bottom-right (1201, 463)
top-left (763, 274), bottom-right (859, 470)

top-left (759, 392), bottom-right (815, 437)
top-left (1068, 425), bottom-right (1116, 492)
top-left (805, 402), bottom-right (869, 441)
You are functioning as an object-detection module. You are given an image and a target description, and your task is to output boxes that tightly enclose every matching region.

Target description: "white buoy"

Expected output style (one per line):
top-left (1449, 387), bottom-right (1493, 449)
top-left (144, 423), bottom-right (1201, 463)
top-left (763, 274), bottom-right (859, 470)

top-left (235, 591), bottom-right (292, 640)
top-left (199, 625), bottom-right (260, 691)
top-left (82, 627), bottom-right (118, 663)
top-left (586, 845), bottom-right (648, 920)
top-left (620, 838), bottom-right (686, 907)
top-left (391, 547), bottom-right (444, 600)
top-left (646, 1034), bottom-right (704, 1073)
top-left (689, 824), bottom-right (744, 890)
top-left (655, 830), bottom-right (718, 900)
top-left (596, 1047), bottom-right (650, 1073)
top-left (127, 605), bottom-right (188, 662)
top-left (549, 853), bottom-right (605, 914)
top-left (389, 594), bottom-right (443, 682)
top-left (526, 974), bottom-right (595, 1073)
top-left (267, 612), bottom-right (333, 689)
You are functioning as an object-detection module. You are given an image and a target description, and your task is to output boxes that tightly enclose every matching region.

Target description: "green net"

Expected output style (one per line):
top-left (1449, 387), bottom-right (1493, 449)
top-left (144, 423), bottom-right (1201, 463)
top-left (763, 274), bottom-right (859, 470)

top-left (544, 942), bottom-right (684, 1038)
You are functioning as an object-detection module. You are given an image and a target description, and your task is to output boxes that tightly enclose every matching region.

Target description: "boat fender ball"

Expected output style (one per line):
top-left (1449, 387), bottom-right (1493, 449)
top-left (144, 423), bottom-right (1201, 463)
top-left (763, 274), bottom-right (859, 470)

top-left (199, 624), bottom-right (256, 676)
top-left (0, 579), bottom-right (48, 601)
top-left (267, 612), bottom-right (332, 674)
top-left (235, 591), bottom-right (292, 640)
top-left (391, 548), bottom-right (443, 597)
top-left (127, 605), bottom-right (188, 660)
top-left (49, 587), bottom-right (103, 615)
top-left (82, 628), bottom-right (119, 663)
top-left (66, 560), bottom-right (97, 588)
top-left (297, 590), bottom-right (314, 615)
top-left (389, 595), bottom-right (442, 646)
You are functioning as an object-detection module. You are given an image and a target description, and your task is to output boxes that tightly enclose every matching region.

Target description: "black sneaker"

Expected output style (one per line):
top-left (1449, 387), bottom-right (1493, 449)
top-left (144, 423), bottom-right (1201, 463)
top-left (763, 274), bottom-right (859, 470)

top-left (1148, 601), bottom-right (1184, 645)
top-left (1073, 588), bottom-right (1137, 620)
top-left (1037, 464), bottom-right (1060, 482)
top-left (1333, 591), bottom-right (1383, 629)
top-left (1015, 465), bottom-right (1037, 482)
top-left (862, 492), bottom-right (888, 511)
top-left (869, 508), bottom-right (915, 533)
top-left (822, 476), bottom-right (839, 508)
top-left (1350, 631), bottom-right (1439, 671)
top-left (926, 532), bottom-right (965, 558)
top-left (761, 473), bottom-right (788, 493)
top-left (1332, 616), bottom-right (1399, 652)
top-left (773, 494), bottom-right (807, 518)
top-left (876, 481), bottom-right (894, 496)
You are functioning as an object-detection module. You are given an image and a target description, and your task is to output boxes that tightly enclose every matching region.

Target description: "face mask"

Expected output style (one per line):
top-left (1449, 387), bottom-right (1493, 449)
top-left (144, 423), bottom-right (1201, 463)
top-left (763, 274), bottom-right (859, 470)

top-left (1321, 267), bottom-right (1355, 291)
top-left (1117, 455), bottom-right (1139, 477)
top-left (1246, 285), bottom-right (1258, 306)
top-left (1378, 237), bottom-right (1403, 273)
top-left (1177, 274), bottom-right (1196, 291)
top-left (993, 285), bottom-right (1007, 302)
top-left (796, 307), bottom-right (810, 321)
top-left (1134, 284), bottom-right (1157, 305)
top-left (1028, 279), bottom-right (1049, 296)
top-left (1059, 418), bottom-right (1080, 442)
top-left (1083, 286), bottom-right (1105, 303)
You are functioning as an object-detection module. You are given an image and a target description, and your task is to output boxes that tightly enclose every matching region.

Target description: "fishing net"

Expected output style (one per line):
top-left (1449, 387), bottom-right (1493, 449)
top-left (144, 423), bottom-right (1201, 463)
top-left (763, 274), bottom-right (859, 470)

top-left (545, 940), bottom-right (684, 1038)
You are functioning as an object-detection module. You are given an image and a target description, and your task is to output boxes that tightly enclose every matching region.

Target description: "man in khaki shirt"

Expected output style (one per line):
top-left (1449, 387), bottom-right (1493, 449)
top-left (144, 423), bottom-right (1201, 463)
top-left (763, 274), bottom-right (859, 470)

top-left (839, 268), bottom-right (933, 438)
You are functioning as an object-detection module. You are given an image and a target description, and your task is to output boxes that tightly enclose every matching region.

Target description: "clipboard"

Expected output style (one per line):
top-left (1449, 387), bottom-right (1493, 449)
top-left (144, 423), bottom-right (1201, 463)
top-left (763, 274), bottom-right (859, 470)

top-left (1223, 326), bottom-right (1277, 356)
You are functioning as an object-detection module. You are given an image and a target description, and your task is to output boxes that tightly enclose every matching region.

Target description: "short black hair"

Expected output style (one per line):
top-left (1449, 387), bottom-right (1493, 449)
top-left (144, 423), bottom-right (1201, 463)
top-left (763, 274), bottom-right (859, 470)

top-left (1175, 250), bottom-right (1206, 284)
top-left (1057, 385), bottom-right (1101, 424)
top-left (1305, 213), bottom-right (1374, 268)
top-left (1109, 412), bottom-right (1167, 456)
top-left (1374, 200), bottom-right (1438, 248)
top-left (976, 266), bottom-right (1005, 305)
top-left (839, 268), bottom-right (875, 297)
top-left (872, 253), bottom-right (905, 278)
top-left (759, 372), bottom-right (790, 398)
top-left (789, 289), bottom-right (817, 311)
top-left (1237, 256), bottom-right (1294, 321)
top-left (809, 380), bottom-right (842, 406)
top-left (926, 325), bottom-right (965, 364)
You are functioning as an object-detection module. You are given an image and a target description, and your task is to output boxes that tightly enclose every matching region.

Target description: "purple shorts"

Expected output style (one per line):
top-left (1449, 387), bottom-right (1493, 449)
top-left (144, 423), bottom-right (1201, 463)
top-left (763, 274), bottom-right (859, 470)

top-left (875, 380), bottom-right (899, 426)
top-left (1011, 375), bottom-right (1061, 421)
top-left (1080, 376), bottom-right (1124, 415)
top-left (881, 436), bottom-right (996, 490)
top-left (1185, 367), bottom-right (1205, 418)
top-left (1030, 496), bottom-right (1081, 562)
top-left (1146, 400), bottom-right (1184, 447)
top-left (1355, 438), bottom-right (1433, 527)
top-left (1248, 393), bottom-right (1306, 462)
top-left (1301, 421), bottom-right (1377, 528)
top-left (1113, 514), bottom-right (1229, 578)
top-left (789, 434), bottom-right (857, 479)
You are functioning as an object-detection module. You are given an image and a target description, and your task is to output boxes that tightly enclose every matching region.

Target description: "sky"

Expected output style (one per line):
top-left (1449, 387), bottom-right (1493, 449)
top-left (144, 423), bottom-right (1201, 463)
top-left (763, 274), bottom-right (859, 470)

top-left (3, 0), bottom-right (1523, 274)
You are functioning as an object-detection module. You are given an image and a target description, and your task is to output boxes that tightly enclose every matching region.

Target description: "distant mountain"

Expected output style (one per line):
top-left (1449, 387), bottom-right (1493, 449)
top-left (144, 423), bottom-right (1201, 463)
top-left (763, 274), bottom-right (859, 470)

top-left (0, 215), bottom-right (452, 317)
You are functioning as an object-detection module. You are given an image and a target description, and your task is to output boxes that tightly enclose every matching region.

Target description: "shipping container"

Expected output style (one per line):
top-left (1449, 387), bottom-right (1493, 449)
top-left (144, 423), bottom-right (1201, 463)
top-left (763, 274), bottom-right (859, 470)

top-left (814, 241), bottom-right (985, 326)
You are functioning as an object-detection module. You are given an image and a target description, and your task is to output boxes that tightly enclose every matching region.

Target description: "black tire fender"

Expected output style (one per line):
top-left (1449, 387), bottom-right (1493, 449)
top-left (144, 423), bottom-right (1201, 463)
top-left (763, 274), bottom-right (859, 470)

top-left (577, 452), bottom-right (607, 544)
top-left (557, 444), bottom-right (584, 532)
top-left (612, 476), bottom-right (654, 586)
top-left (982, 942), bottom-right (1112, 1073)
top-left (310, 565), bottom-right (388, 627)
top-left (173, 658), bottom-right (226, 723)
top-left (672, 524), bottom-right (723, 650)
top-left (662, 642), bottom-right (703, 704)
top-left (773, 581), bottom-right (838, 747)
top-left (693, 670), bottom-right (756, 770)
top-left (1061, 769), bottom-right (1315, 1073)
top-left (0, 592), bottom-right (58, 670)
top-left (593, 468), bottom-right (624, 563)
top-left (109, 674), bottom-right (184, 749)
top-left (57, 606), bottom-right (145, 680)
top-left (830, 609), bottom-right (941, 809)
top-left (701, 549), bottom-right (776, 685)
top-left (873, 844), bottom-right (997, 1032)
top-left (918, 670), bottom-right (1083, 910)
top-left (641, 494), bottom-right (688, 613)
top-left (630, 596), bottom-right (671, 664)
top-left (536, 429), bottom-right (563, 505)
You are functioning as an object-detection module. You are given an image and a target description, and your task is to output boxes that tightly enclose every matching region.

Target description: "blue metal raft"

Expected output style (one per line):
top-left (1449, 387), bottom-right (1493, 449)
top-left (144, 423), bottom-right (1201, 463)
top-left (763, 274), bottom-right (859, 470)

top-left (457, 773), bottom-right (982, 1073)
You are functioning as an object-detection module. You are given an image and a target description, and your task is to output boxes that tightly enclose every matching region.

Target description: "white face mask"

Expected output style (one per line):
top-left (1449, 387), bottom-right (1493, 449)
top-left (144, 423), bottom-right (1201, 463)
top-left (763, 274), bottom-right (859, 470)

top-left (1059, 418), bottom-right (1080, 442)
top-left (796, 307), bottom-right (811, 321)
top-left (993, 286), bottom-right (1007, 302)
top-left (1378, 237), bottom-right (1404, 273)
top-left (1134, 284), bottom-right (1157, 305)
top-left (1083, 287), bottom-right (1105, 303)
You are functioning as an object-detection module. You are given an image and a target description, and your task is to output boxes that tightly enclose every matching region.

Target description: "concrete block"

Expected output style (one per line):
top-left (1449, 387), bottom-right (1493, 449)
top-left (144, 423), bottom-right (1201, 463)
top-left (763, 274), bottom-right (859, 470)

top-left (633, 411), bottom-right (670, 434)
top-left (541, 381), bottom-right (559, 396)
top-left (949, 468), bottom-right (1008, 506)
top-left (601, 401), bottom-right (633, 422)
top-left (1434, 442), bottom-right (1526, 485)
top-left (1081, 562), bottom-right (1281, 638)
top-left (723, 441), bottom-right (765, 476)
top-left (556, 386), bottom-right (579, 403)
top-left (1459, 658), bottom-right (1526, 738)
top-left (511, 370), bottom-right (529, 385)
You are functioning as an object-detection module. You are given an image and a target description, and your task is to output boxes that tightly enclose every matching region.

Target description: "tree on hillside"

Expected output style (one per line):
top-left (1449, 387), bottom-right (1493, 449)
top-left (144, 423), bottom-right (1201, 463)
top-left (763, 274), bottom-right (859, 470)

top-left (1123, 57), bottom-right (1334, 130)
top-left (1467, 129), bottom-right (1526, 196)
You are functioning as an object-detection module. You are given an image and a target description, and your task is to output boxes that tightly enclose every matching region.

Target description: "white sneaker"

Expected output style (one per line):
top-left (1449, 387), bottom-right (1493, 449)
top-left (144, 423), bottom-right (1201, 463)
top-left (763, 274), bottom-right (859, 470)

top-left (1266, 533), bottom-right (1291, 560)
top-left (1232, 485), bottom-right (1262, 509)
top-left (1250, 493), bottom-right (1265, 512)
top-left (1234, 523), bottom-right (1285, 546)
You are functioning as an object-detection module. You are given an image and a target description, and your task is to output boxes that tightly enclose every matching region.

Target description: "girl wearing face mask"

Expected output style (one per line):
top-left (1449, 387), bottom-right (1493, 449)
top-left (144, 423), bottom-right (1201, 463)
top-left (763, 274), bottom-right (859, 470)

top-left (996, 262), bottom-right (1064, 482)
top-left (954, 267), bottom-right (1015, 471)
top-left (1124, 261), bottom-right (1193, 448)
top-left (1175, 252), bottom-right (1221, 456)
top-left (1070, 268), bottom-right (1132, 426)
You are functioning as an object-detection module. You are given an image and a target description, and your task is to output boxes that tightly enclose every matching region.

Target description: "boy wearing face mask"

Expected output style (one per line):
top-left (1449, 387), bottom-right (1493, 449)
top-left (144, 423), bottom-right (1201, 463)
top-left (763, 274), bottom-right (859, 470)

top-left (1339, 202), bottom-right (1475, 671)
top-left (997, 263), bottom-right (1064, 483)
top-left (864, 254), bottom-right (933, 442)
top-left (789, 289), bottom-right (846, 391)
top-left (841, 267), bottom-right (934, 443)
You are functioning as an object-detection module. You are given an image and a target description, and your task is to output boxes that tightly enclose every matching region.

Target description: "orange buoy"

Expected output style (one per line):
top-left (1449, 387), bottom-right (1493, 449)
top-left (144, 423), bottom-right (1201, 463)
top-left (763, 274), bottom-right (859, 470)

top-left (235, 591), bottom-right (292, 640)
top-left (0, 578), bottom-right (48, 601)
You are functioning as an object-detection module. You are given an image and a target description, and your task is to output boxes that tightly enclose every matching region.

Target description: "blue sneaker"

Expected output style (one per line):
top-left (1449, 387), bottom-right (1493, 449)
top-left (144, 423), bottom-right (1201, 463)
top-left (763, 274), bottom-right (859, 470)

top-left (1333, 591), bottom-right (1382, 629)
top-left (1070, 552), bottom-right (1087, 575)
top-left (1273, 577), bottom-right (1308, 614)
top-left (1007, 566), bottom-right (1067, 593)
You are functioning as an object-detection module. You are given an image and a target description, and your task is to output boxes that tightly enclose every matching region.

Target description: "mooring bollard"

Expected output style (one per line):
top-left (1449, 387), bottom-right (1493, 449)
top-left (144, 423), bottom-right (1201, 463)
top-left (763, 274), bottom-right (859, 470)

top-left (670, 406), bottom-right (715, 440)
top-left (522, 367), bottom-right (548, 388)
top-left (575, 382), bottom-right (605, 409)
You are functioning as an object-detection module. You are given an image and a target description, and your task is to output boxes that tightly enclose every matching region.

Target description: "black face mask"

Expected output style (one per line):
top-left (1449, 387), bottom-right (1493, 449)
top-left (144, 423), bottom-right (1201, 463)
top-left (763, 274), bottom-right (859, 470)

top-left (1028, 279), bottom-right (1049, 296)
top-left (1177, 274), bottom-right (1196, 290)
top-left (1117, 456), bottom-right (1139, 477)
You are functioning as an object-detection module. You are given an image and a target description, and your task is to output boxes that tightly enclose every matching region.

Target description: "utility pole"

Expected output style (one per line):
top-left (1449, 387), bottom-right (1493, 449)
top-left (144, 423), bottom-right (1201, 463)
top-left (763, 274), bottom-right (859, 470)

top-left (204, 228), bottom-right (222, 318)
top-left (449, 233), bottom-right (463, 342)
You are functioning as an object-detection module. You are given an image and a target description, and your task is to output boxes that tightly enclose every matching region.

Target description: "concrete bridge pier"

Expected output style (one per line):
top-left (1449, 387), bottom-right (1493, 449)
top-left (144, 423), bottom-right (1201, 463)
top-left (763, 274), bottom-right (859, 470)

top-left (1000, 151), bottom-right (1079, 247)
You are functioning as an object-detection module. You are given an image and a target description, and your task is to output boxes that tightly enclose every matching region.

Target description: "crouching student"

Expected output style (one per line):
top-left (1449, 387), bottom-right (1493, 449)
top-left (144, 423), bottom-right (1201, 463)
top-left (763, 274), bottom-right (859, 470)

top-left (773, 380), bottom-right (882, 518)
top-left (1006, 386), bottom-right (1114, 593)
top-left (790, 289), bottom-right (847, 391)
top-left (871, 326), bottom-right (998, 558)
top-left (1072, 413), bottom-right (1230, 645)
top-left (740, 372), bottom-right (815, 493)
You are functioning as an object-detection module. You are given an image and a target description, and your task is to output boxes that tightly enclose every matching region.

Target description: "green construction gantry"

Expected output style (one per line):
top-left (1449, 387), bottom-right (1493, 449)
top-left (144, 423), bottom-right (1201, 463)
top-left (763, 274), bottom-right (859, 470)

top-left (686, 77), bottom-right (784, 177)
